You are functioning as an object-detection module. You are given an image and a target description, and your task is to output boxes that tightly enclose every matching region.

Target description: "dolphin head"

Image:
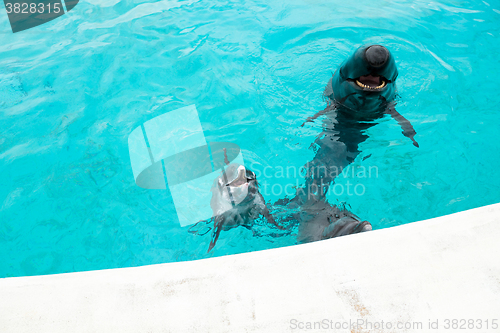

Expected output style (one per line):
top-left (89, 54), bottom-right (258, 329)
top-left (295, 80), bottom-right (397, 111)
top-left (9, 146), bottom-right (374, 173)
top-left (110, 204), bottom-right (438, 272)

top-left (329, 44), bottom-right (398, 116)
top-left (297, 201), bottom-right (372, 243)
top-left (321, 207), bottom-right (372, 239)
top-left (211, 164), bottom-right (258, 215)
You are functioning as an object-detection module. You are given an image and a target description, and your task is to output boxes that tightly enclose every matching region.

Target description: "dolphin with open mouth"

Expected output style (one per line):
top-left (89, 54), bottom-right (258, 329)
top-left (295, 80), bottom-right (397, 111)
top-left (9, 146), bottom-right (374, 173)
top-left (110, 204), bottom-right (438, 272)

top-left (306, 44), bottom-right (419, 138)
top-left (327, 44), bottom-right (400, 115)
top-left (287, 44), bottom-right (419, 204)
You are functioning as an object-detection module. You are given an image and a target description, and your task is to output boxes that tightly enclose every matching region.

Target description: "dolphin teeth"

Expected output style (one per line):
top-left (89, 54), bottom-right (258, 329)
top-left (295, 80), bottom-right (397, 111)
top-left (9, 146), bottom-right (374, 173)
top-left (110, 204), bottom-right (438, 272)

top-left (355, 80), bottom-right (364, 88)
top-left (376, 80), bottom-right (386, 89)
top-left (355, 79), bottom-right (386, 90)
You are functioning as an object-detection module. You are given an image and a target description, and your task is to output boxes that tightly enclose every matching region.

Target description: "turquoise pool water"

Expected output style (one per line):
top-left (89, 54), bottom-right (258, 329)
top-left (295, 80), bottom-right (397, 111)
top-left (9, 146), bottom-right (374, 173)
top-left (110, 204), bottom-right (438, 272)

top-left (1, 0), bottom-right (499, 277)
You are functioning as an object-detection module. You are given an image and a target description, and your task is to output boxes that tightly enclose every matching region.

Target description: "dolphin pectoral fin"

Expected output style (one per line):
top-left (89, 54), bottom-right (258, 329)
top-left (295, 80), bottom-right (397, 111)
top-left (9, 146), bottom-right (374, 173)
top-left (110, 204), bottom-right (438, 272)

top-left (207, 218), bottom-right (224, 253)
top-left (386, 105), bottom-right (419, 148)
top-left (301, 114), bottom-right (323, 127)
top-left (263, 208), bottom-right (286, 231)
top-left (362, 154), bottom-right (372, 161)
top-left (188, 219), bottom-right (212, 236)
top-left (301, 105), bottom-right (335, 127)
top-left (258, 192), bottom-right (286, 230)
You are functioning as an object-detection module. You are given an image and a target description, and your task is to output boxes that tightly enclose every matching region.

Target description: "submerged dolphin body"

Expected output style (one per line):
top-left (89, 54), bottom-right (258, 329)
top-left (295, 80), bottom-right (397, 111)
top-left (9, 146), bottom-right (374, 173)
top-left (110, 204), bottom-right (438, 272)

top-left (290, 45), bottom-right (419, 204)
top-left (204, 163), bottom-right (283, 253)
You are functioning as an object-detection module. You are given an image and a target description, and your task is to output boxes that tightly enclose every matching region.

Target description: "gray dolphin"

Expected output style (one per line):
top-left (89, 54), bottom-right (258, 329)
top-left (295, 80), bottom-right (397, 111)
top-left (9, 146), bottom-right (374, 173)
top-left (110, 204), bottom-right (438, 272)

top-left (284, 45), bottom-right (419, 205)
top-left (205, 163), bottom-right (283, 253)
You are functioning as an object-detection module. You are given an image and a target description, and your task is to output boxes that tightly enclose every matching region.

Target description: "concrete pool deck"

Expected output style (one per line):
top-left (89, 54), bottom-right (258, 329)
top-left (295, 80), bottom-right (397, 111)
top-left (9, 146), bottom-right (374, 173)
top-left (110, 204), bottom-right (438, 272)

top-left (1, 203), bottom-right (499, 333)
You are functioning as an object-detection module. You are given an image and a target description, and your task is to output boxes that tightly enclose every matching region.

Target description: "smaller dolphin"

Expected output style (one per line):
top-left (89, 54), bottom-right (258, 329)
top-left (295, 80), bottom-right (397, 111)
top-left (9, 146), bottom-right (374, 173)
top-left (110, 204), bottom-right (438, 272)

top-left (205, 163), bottom-right (283, 253)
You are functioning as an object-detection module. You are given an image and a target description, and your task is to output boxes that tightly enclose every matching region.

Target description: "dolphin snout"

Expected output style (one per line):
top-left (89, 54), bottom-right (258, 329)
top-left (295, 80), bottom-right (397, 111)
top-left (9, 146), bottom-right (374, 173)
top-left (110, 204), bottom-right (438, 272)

top-left (359, 221), bottom-right (372, 232)
top-left (365, 45), bottom-right (389, 68)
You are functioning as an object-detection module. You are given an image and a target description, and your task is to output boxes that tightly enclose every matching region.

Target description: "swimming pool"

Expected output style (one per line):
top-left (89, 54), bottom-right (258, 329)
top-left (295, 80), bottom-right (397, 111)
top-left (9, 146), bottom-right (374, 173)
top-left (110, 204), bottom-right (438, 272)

top-left (1, 0), bottom-right (499, 278)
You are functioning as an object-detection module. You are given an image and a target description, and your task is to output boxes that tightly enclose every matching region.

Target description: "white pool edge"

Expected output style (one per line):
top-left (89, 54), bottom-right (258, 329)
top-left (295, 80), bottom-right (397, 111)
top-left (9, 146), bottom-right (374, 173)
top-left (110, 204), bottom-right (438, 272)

top-left (1, 203), bottom-right (500, 333)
